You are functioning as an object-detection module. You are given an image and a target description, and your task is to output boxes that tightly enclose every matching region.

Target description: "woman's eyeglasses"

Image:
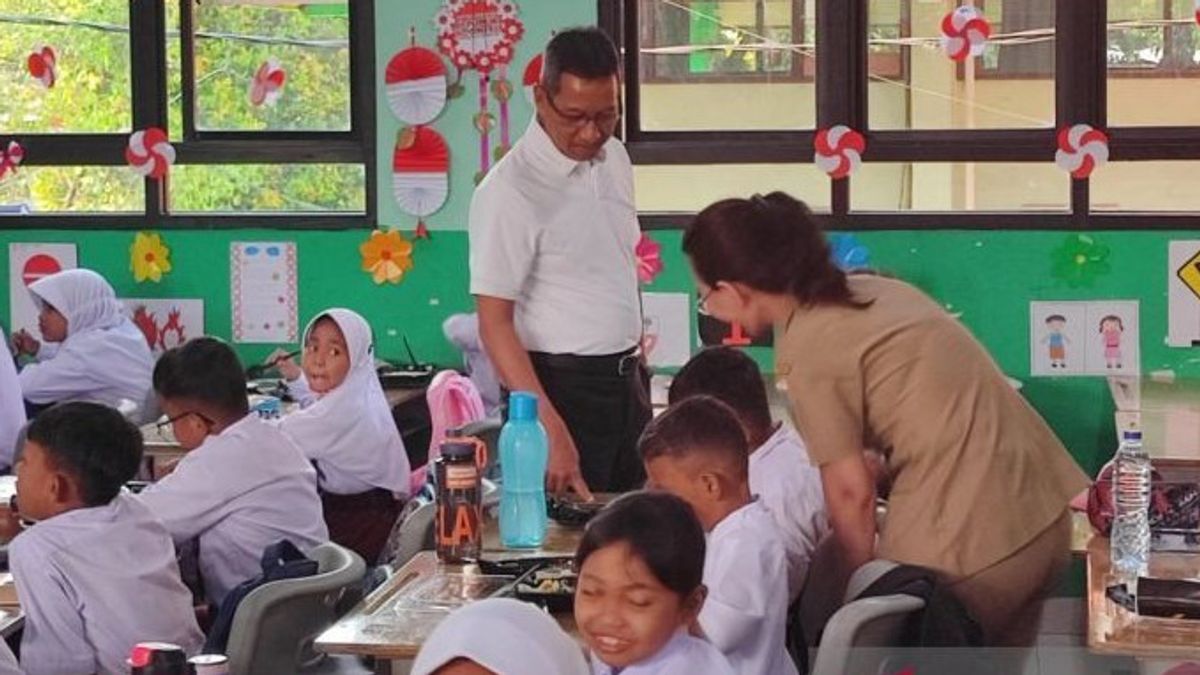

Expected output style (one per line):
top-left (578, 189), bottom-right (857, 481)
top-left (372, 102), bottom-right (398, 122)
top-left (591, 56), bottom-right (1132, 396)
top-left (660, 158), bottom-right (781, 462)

top-left (697, 288), bottom-right (715, 316)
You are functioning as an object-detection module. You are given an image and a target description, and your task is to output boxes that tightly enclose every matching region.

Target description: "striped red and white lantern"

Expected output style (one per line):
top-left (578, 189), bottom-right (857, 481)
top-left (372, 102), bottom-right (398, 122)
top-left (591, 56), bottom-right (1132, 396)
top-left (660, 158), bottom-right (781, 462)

top-left (0, 141), bottom-right (24, 181)
top-left (940, 5), bottom-right (991, 61)
top-left (27, 45), bottom-right (57, 89)
top-left (814, 125), bottom-right (866, 179)
top-left (386, 46), bottom-right (448, 125)
top-left (393, 126), bottom-right (450, 219)
top-left (125, 128), bottom-right (175, 181)
top-left (522, 53), bottom-right (543, 103)
top-left (1055, 124), bottom-right (1109, 179)
top-left (248, 58), bottom-right (286, 107)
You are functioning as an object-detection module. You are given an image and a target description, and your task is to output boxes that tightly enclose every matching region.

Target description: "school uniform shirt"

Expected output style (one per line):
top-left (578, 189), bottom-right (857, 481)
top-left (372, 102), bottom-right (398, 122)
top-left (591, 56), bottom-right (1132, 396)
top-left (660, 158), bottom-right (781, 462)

top-left (469, 117), bottom-right (641, 356)
top-left (590, 630), bottom-right (735, 675)
top-left (751, 423), bottom-right (829, 601)
top-left (0, 335), bottom-right (25, 468)
top-left (0, 639), bottom-right (18, 675)
top-left (699, 499), bottom-right (798, 675)
top-left (17, 269), bottom-right (154, 410)
top-left (10, 491), bottom-right (204, 675)
top-left (278, 309), bottom-right (411, 496)
top-left (138, 414), bottom-right (330, 606)
top-left (776, 275), bottom-right (1090, 579)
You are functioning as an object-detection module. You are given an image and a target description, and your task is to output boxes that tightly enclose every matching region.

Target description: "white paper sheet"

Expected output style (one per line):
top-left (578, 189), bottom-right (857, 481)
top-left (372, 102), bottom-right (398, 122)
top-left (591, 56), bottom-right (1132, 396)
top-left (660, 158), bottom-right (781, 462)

top-left (1030, 300), bottom-right (1140, 377)
top-left (7, 243), bottom-right (77, 337)
top-left (641, 292), bottom-right (692, 368)
top-left (120, 298), bottom-right (205, 355)
top-left (230, 242), bottom-right (298, 344)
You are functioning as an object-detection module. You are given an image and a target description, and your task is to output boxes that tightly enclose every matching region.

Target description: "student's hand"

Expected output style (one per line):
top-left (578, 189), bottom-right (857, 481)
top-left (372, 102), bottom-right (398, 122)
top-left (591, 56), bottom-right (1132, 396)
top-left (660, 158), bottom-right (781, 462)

top-left (11, 330), bottom-right (39, 357)
top-left (544, 413), bottom-right (594, 501)
top-left (265, 348), bottom-right (302, 382)
top-left (0, 505), bottom-right (21, 543)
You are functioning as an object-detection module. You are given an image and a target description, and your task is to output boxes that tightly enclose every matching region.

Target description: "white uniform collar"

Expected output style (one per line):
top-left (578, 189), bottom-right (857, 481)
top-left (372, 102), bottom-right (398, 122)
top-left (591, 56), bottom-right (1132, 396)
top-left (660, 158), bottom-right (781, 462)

top-left (524, 117), bottom-right (607, 178)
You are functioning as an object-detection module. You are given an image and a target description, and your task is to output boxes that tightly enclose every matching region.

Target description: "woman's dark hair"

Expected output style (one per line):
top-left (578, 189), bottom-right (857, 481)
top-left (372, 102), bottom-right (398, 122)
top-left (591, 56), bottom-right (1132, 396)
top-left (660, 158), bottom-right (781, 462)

top-left (27, 402), bottom-right (143, 507)
top-left (542, 27), bottom-right (620, 94)
top-left (153, 337), bottom-right (250, 419)
top-left (575, 491), bottom-right (706, 598)
top-left (683, 191), bottom-right (869, 308)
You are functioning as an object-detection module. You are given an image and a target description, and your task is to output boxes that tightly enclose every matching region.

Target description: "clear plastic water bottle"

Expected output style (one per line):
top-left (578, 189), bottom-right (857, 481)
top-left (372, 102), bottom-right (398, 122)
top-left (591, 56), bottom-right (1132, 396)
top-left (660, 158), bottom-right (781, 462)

top-left (499, 392), bottom-right (548, 548)
top-left (1111, 429), bottom-right (1151, 576)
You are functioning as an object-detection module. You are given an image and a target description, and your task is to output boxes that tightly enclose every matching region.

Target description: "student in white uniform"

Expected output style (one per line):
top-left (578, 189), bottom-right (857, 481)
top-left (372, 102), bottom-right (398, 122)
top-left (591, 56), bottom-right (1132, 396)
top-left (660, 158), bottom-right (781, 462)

top-left (11, 268), bottom-right (154, 416)
top-left (138, 337), bottom-right (329, 607)
top-left (0, 328), bottom-right (26, 469)
top-left (641, 396), bottom-right (798, 675)
top-left (9, 402), bottom-right (203, 674)
top-left (574, 491), bottom-right (734, 675)
top-left (668, 346), bottom-right (828, 601)
top-left (272, 308), bottom-right (410, 563)
top-left (412, 598), bottom-right (589, 675)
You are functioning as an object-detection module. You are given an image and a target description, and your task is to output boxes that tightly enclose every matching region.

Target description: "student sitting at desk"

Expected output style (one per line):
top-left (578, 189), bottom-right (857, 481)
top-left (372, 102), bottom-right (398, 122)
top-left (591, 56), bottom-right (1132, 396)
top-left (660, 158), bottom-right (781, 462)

top-left (0, 328), bottom-right (25, 470)
top-left (9, 402), bottom-right (202, 674)
top-left (138, 337), bottom-right (328, 607)
top-left (272, 308), bottom-right (410, 563)
top-left (11, 268), bottom-right (154, 418)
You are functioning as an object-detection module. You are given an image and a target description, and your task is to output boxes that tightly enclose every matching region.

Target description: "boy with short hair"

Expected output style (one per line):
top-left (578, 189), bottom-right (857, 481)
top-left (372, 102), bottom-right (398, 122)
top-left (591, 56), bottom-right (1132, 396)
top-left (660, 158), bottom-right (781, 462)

top-left (640, 396), bottom-right (798, 675)
top-left (11, 402), bottom-right (203, 674)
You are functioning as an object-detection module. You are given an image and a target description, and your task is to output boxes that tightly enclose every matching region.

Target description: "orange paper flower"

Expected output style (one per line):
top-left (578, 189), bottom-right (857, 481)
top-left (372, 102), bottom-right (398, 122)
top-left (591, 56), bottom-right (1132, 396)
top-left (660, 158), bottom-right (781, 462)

top-left (360, 229), bottom-right (414, 284)
top-left (130, 231), bottom-right (172, 283)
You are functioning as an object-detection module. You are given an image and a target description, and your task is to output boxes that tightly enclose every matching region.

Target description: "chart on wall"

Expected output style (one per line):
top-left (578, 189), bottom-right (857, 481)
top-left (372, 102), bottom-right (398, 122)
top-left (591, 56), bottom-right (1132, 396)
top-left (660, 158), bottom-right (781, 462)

top-left (1029, 300), bottom-right (1140, 377)
top-left (7, 243), bottom-right (77, 337)
top-left (230, 242), bottom-right (298, 344)
top-left (1168, 240), bottom-right (1200, 347)
top-left (641, 292), bottom-right (691, 367)
top-left (121, 298), bottom-right (204, 355)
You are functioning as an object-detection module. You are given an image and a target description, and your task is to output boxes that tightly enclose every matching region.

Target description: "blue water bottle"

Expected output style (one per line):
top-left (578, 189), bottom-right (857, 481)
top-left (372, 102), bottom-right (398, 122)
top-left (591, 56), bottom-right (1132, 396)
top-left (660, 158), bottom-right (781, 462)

top-left (499, 392), bottom-right (548, 548)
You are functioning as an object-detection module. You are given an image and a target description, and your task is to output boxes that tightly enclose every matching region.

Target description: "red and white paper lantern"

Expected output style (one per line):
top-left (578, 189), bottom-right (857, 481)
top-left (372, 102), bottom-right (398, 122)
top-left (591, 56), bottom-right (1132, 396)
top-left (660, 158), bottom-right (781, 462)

top-left (522, 52), bottom-right (543, 103)
top-left (393, 126), bottom-right (450, 219)
top-left (249, 58), bottom-right (286, 107)
top-left (27, 46), bottom-right (57, 89)
top-left (814, 125), bottom-right (866, 179)
top-left (386, 46), bottom-right (448, 125)
top-left (1055, 124), bottom-right (1109, 179)
top-left (940, 5), bottom-right (991, 61)
top-left (125, 128), bottom-right (175, 181)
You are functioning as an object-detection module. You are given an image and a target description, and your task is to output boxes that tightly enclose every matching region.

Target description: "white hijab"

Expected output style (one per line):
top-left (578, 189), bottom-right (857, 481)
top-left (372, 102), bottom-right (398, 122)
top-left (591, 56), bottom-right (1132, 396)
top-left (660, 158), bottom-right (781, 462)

top-left (411, 598), bottom-right (590, 675)
top-left (18, 269), bottom-right (154, 410)
top-left (279, 309), bottom-right (410, 495)
top-left (0, 331), bottom-right (25, 468)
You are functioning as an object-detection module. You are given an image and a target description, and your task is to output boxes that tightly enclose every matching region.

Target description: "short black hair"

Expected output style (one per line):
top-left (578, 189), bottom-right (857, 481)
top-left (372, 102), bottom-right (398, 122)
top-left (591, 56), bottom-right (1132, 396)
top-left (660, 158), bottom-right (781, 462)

top-left (1045, 314), bottom-right (1067, 323)
top-left (639, 395), bottom-right (749, 479)
top-left (26, 402), bottom-right (143, 507)
top-left (575, 490), bottom-right (705, 598)
top-left (542, 27), bottom-right (620, 93)
top-left (153, 337), bottom-right (249, 419)
top-left (669, 347), bottom-right (773, 442)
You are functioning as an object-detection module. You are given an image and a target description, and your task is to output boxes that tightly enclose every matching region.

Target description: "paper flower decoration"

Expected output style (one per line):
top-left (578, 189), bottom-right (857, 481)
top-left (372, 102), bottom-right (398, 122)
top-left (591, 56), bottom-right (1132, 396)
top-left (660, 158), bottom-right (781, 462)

top-left (814, 126), bottom-right (865, 179)
top-left (0, 141), bottom-right (24, 181)
top-left (636, 233), bottom-right (664, 285)
top-left (940, 5), bottom-right (991, 61)
top-left (360, 229), bottom-right (414, 285)
top-left (386, 46), bottom-right (447, 125)
top-left (435, 0), bottom-right (523, 73)
top-left (1051, 234), bottom-right (1111, 288)
top-left (249, 58), bottom-right (286, 107)
top-left (27, 46), bottom-right (56, 89)
top-left (130, 232), bottom-right (172, 283)
top-left (126, 127), bottom-right (175, 180)
top-left (1055, 124), bottom-right (1109, 179)
top-left (829, 233), bottom-right (871, 270)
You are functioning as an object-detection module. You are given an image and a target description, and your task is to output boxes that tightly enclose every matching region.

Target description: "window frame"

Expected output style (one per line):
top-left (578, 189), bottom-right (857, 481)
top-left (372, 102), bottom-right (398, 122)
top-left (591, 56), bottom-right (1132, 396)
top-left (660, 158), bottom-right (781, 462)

top-left (1, 0), bottom-right (376, 230)
top-left (605, 0), bottom-right (1200, 230)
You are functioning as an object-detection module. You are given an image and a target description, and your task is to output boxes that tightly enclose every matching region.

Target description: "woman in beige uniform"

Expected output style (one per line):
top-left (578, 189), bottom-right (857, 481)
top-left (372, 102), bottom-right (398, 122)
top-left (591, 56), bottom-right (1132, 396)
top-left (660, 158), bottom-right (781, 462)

top-left (682, 192), bottom-right (1089, 646)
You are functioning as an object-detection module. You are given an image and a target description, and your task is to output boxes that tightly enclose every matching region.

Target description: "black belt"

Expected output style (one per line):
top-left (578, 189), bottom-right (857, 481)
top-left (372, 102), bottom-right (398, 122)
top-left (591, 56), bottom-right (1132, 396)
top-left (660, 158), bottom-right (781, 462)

top-left (529, 347), bottom-right (640, 377)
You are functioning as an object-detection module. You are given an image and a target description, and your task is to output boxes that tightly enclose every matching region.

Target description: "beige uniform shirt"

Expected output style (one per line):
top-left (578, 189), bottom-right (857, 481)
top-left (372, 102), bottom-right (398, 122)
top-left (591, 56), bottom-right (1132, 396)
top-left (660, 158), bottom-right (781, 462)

top-left (775, 275), bottom-right (1089, 578)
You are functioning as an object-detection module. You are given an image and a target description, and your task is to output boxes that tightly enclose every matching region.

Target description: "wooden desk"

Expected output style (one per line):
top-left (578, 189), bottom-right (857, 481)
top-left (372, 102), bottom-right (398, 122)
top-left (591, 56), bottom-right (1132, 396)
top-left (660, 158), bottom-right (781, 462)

top-left (1072, 510), bottom-right (1095, 556)
top-left (1086, 537), bottom-right (1200, 659)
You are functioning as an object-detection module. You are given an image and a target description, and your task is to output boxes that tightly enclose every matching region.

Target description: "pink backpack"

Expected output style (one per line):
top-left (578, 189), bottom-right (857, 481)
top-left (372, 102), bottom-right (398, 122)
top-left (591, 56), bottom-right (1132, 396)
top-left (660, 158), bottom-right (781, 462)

top-left (411, 369), bottom-right (487, 495)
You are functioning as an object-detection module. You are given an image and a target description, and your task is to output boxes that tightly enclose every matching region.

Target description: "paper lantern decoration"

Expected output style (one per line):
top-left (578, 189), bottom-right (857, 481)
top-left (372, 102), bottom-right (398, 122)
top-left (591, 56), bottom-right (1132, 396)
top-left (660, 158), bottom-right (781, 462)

top-left (393, 126), bottom-right (450, 230)
top-left (129, 231), bottom-right (172, 283)
top-left (522, 52), bottom-right (543, 103)
top-left (0, 141), bottom-right (24, 181)
top-left (360, 229), bottom-right (415, 285)
top-left (940, 5), bottom-right (991, 61)
top-left (126, 128), bottom-right (175, 180)
top-left (1055, 124), bottom-right (1108, 179)
top-left (249, 58), bottom-right (286, 107)
top-left (386, 46), bottom-right (448, 125)
top-left (636, 233), bottom-right (664, 285)
top-left (814, 126), bottom-right (865, 179)
top-left (27, 46), bottom-right (56, 89)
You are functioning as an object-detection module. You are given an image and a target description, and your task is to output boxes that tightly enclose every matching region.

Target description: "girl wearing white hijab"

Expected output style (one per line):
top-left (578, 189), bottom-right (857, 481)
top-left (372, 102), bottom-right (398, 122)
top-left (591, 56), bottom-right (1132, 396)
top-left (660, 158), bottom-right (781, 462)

top-left (412, 598), bottom-right (590, 675)
top-left (12, 269), bottom-right (154, 417)
top-left (0, 327), bottom-right (26, 469)
top-left (276, 308), bottom-right (410, 562)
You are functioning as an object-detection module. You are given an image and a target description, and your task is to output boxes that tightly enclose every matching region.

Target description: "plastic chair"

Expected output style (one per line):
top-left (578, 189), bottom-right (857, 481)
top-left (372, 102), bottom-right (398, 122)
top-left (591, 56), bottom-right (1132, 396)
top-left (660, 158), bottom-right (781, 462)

top-left (223, 542), bottom-right (366, 675)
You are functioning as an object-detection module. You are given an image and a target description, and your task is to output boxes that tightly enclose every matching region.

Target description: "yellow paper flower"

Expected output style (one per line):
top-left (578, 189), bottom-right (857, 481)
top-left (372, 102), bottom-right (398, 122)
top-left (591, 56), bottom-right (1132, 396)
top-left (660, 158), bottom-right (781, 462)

top-left (360, 229), bottom-right (413, 285)
top-left (130, 231), bottom-right (172, 283)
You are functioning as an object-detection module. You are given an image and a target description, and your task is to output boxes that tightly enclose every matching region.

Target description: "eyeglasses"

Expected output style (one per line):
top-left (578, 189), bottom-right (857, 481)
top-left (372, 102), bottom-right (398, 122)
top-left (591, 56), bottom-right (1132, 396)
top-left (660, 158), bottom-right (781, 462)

top-left (156, 410), bottom-right (215, 432)
top-left (697, 288), bottom-right (715, 316)
top-left (542, 87), bottom-right (622, 131)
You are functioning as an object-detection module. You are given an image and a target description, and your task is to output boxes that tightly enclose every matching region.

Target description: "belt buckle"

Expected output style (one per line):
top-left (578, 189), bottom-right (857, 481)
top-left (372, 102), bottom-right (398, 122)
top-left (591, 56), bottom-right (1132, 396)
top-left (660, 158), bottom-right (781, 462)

top-left (617, 353), bottom-right (638, 376)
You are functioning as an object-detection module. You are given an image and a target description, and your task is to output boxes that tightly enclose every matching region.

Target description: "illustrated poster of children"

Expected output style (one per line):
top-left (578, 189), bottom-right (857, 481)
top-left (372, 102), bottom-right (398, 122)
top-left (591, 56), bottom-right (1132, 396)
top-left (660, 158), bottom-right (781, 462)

top-left (1085, 301), bottom-right (1140, 376)
top-left (1042, 314), bottom-right (1071, 369)
top-left (1030, 302), bottom-right (1087, 376)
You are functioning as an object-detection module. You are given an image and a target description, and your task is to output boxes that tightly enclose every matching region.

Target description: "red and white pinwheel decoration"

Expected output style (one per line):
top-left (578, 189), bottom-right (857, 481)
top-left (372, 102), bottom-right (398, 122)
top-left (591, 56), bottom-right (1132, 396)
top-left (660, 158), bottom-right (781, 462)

top-left (940, 4), bottom-right (991, 62)
top-left (126, 128), bottom-right (175, 181)
top-left (814, 126), bottom-right (866, 179)
top-left (249, 58), bottom-right (286, 107)
top-left (0, 142), bottom-right (24, 181)
top-left (27, 46), bottom-right (57, 89)
top-left (1055, 124), bottom-right (1109, 179)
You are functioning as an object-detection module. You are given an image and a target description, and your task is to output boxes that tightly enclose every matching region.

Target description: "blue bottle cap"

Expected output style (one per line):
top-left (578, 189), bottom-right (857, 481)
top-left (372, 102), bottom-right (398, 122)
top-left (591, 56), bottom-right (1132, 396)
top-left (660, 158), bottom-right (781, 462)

top-left (508, 392), bottom-right (539, 422)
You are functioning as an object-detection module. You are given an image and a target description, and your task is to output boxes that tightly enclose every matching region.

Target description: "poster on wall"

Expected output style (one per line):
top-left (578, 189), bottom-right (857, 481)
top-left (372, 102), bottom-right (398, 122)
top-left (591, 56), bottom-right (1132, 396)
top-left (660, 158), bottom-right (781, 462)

top-left (1029, 300), bottom-right (1140, 377)
top-left (641, 292), bottom-right (691, 368)
top-left (121, 298), bottom-right (204, 355)
top-left (230, 242), bottom-right (298, 344)
top-left (1168, 240), bottom-right (1200, 347)
top-left (7, 243), bottom-right (77, 337)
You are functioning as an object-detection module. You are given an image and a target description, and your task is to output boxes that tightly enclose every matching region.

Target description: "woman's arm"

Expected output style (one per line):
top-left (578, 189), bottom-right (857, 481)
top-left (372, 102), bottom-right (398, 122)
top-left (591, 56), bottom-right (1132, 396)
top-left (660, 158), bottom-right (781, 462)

top-left (820, 452), bottom-right (877, 573)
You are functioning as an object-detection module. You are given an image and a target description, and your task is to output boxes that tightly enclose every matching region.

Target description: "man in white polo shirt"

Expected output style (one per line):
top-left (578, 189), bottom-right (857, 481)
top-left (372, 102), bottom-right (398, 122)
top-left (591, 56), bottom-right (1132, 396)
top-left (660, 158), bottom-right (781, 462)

top-left (469, 28), bottom-right (649, 498)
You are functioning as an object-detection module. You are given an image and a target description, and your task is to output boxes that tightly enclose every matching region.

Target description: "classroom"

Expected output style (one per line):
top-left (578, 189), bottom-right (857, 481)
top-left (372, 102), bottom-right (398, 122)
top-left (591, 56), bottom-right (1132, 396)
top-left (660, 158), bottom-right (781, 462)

top-left (2, 0), bottom-right (1200, 673)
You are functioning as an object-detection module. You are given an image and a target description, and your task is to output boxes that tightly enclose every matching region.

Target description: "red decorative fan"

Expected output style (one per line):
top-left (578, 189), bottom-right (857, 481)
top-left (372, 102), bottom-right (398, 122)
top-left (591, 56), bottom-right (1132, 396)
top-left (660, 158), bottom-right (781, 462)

top-left (393, 126), bottom-right (450, 238)
top-left (386, 46), bottom-right (448, 125)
